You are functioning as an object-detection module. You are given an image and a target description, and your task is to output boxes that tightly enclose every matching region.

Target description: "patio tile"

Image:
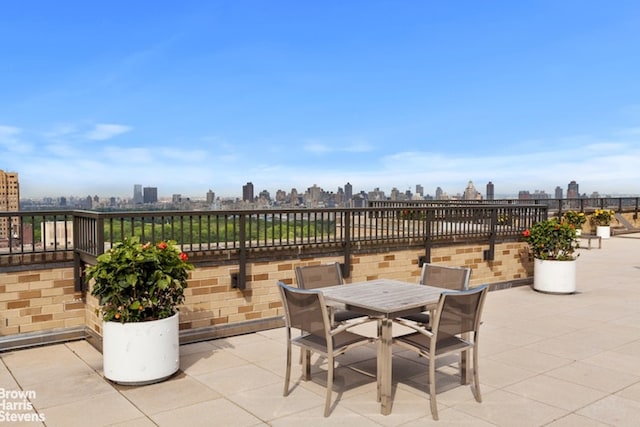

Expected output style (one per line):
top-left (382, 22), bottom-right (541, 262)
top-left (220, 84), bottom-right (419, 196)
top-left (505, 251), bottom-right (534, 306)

top-left (504, 374), bottom-right (607, 411)
top-left (38, 390), bottom-right (143, 427)
top-left (545, 360), bottom-right (640, 393)
top-left (116, 373), bottom-right (221, 415)
top-left (454, 389), bottom-right (567, 427)
top-left (545, 413), bottom-right (611, 427)
top-left (226, 381), bottom-right (325, 421)
top-left (486, 346), bottom-right (573, 374)
top-left (576, 395), bottom-right (640, 427)
top-left (616, 381), bottom-right (640, 403)
top-left (151, 397), bottom-right (265, 427)
top-left (193, 363), bottom-right (282, 395)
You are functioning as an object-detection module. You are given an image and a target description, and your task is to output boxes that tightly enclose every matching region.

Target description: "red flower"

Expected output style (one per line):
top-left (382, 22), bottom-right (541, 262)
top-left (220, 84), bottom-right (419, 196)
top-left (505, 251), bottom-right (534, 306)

top-left (157, 242), bottom-right (168, 250)
top-left (522, 229), bottom-right (530, 237)
top-left (180, 252), bottom-right (188, 262)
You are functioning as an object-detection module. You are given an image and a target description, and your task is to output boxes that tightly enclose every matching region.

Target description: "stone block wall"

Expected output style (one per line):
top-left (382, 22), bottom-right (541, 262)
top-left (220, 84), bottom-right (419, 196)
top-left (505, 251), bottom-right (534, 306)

top-left (0, 267), bottom-right (85, 337)
top-left (5, 240), bottom-right (531, 345)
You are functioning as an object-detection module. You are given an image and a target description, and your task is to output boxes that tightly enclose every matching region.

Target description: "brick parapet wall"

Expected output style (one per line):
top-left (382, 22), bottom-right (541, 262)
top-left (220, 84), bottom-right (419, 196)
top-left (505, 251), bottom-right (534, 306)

top-left (3, 241), bottom-right (531, 342)
top-left (0, 267), bottom-right (85, 337)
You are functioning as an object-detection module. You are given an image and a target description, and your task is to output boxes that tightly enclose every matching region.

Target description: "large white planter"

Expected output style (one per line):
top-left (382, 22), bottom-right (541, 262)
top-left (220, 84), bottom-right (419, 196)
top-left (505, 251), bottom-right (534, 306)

top-left (533, 258), bottom-right (577, 294)
top-left (596, 225), bottom-right (611, 239)
top-left (102, 312), bottom-right (180, 385)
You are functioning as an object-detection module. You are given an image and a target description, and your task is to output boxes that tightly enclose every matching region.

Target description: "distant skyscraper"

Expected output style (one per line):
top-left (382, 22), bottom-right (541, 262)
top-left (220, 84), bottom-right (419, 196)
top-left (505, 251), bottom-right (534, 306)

top-left (143, 187), bottom-right (158, 203)
top-left (133, 184), bottom-right (143, 204)
top-left (463, 181), bottom-right (481, 200)
top-left (435, 186), bottom-right (443, 200)
top-left (486, 181), bottom-right (494, 200)
top-left (555, 186), bottom-right (563, 199)
top-left (242, 182), bottom-right (254, 202)
top-left (0, 169), bottom-right (20, 240)
top-left (415, 184), bottom-right (424, 198)
top-left (344, 182), bottom-right (353, 200)
top-left (206, 189), bottom-right (215, 204)
top-left (567, 180), bottom-right (579, 199)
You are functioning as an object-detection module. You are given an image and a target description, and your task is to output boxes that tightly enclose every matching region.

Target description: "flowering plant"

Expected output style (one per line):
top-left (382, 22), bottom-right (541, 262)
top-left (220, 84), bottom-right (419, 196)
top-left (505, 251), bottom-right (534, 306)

top-left (591, 209), bottom-right (615, 226)
top-left (522, 218), bottom-right (579, 261)
top-left (562, 211), bottom-right (586, 229)
top-left (86, 237), bottom-right (193, 323)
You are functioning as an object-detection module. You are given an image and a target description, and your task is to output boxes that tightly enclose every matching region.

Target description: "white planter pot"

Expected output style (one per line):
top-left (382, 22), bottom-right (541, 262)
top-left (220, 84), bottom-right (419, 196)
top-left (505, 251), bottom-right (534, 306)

top-left (102, 312), bottom-right (180, 385)
top-left (596, 225), bottom-right (611, 239)
top-left (533, 258), bottom-right (577, 294)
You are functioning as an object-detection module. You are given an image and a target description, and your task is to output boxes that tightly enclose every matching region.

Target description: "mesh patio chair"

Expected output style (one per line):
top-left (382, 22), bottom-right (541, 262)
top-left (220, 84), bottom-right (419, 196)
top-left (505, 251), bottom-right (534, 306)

top-left (295, 263), bottom-right (366, 324)
top-left (400, 263), bottom-right (471, 326)
top-left (394, 285), bottom-right (488, 420)
top-left (277, 281), bottom-right (375, 417)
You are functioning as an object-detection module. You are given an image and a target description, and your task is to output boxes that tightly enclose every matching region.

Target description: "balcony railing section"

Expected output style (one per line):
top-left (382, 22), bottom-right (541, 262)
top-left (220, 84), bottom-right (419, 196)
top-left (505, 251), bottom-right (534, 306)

top-left (2, 205), bottom-right (553, 290)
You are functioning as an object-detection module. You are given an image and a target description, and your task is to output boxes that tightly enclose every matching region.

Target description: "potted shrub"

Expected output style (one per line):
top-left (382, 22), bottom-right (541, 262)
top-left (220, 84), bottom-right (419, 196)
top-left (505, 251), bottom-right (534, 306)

top-left (591, 209), bottom-right (615, 239)
top-left (522, 218), bottom-right (579, 294)
top-left (562, 211), bottom-right (586, 235)
top-left (86, 236), bottom-right (193, 384)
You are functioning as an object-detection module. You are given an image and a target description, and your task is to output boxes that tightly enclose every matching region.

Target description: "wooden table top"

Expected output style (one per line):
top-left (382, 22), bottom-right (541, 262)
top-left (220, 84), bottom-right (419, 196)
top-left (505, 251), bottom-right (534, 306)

top-left (319, 279), bottom-right (443, 317)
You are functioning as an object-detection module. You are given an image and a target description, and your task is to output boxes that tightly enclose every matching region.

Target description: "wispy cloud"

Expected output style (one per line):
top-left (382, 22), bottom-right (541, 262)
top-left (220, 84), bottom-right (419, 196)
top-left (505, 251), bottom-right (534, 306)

top-left (0, 125), bottom-right (33, 154)
top-left (86, 124), bottom-right (132, 141)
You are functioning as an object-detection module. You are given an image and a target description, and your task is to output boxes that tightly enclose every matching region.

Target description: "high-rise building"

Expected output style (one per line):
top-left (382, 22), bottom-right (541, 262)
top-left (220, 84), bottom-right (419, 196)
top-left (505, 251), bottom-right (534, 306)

top-left (344, 182), bottom-right (353, 201)
top-left (567, 180), bottom-right (579, 199)
top-left (133, 184), bottom-right (143, 204)
top-left (143, 187), bottom-right (158, 204)
top-left (415, 184), bottom-right (424, 198)
top-left (463, 181), bottom-right (482, 200)
top-left (206, 189), bottom-right (215, 204)
top-left (435, 187), bottom-right (443, 200)
top-left (555, 186), bottom-right (563, 199)
top-left (0, 169), bottom-right (20, 240)
top-left (486, 181), bottom-right (494, 200)
top-left (242, 182), bottom-right (254, 202)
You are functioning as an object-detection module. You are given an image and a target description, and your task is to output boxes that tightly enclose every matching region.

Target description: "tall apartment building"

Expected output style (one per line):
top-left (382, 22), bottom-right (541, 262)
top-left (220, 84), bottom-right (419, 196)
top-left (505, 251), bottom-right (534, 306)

top-left (486, 181), bottom-right (494, 200)
top-left (242, 182), bottom-right (254, 202)
top-left (133, 184), bottom-right (143, 204)
top-left (0, 170), bottom-right (20, 239)
top-left (567, 180), bottom-right (579, 199)
top-left (143, 187), bottom-right (158, 204)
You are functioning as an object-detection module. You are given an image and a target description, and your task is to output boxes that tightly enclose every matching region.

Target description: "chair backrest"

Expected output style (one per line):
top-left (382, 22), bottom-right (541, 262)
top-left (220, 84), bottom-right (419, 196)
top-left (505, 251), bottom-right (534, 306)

top-left (432, 285), bottom-right (488, 345)
top-left (277, 281), bottom-right (330, 337)
top-left (420, 263), bottom-right (471, 291)
top-left (295, 263), bottom-right (344, 290)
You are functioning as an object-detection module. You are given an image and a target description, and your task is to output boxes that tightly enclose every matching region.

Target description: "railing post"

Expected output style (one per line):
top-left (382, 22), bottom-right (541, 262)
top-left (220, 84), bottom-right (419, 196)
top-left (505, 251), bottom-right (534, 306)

top-left (485, 208), bottom-right (496, 261)
top-left (237, 213), bottom-right (247, 290)
top-left (343, 210), bottom-right (351, 278)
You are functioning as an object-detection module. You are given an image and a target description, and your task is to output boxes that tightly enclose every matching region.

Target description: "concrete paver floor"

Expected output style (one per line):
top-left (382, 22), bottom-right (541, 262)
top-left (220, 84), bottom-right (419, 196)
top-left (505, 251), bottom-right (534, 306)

top-left (2, 234), bottom-right (640, 426)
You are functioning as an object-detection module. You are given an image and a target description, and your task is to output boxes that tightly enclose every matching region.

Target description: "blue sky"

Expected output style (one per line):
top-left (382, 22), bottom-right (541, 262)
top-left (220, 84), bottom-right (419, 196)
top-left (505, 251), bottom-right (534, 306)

top-left (2, 1), bottom-right (640, 199)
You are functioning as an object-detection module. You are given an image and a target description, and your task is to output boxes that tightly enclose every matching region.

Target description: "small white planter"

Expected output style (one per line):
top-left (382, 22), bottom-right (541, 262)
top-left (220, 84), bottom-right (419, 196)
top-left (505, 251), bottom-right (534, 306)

top-left (533, 258), bottom-right (577, 294)
top-left (102, 312), bottom-right (180, 385)
top-left (596, 225), bottom-right (611, 239)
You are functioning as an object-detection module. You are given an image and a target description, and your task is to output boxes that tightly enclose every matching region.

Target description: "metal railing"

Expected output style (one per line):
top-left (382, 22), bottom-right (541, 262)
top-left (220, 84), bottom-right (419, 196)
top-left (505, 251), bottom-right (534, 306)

top-left (2, 204), bottom-right (551, 290)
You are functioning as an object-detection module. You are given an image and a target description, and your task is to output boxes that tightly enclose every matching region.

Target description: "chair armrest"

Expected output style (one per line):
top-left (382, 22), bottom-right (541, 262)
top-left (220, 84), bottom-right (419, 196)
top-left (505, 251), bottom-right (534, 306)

top-left (329, 315), bottom-right (376, 336)
top-left (394, 318), bottom-right (434, 338)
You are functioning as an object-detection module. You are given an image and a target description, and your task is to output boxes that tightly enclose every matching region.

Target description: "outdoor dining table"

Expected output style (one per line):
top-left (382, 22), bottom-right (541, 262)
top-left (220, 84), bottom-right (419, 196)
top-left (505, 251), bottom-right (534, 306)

top-left (319, 279), bottom-right (455, 416)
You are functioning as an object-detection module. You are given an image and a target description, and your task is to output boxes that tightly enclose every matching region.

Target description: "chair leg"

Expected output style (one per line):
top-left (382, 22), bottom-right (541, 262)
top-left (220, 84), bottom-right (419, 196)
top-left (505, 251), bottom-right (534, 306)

top-left (303, 349), bottom-right (311, 380)
top-left (325, 355), bottom-right (334, 417)
top-left (473, 347), bottom-right (482, 403)
top-left (284, 343), bottom-right (292, 396)
top-left (429, 358), bottom-right (438, 420)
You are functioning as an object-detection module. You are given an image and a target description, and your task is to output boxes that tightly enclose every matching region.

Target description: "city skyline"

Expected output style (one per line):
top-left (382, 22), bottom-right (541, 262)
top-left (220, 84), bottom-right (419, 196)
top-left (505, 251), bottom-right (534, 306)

top-left (2, 2), bottom-right (640, 199)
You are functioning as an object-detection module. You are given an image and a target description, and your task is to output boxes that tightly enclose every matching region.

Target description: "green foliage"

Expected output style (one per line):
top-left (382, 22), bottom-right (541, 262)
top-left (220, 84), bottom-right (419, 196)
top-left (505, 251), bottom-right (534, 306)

top-left (591, 209), bottom-right (614, 226)
top-left (522, 218), bottom-right (579, 261)
top-left (86, 237), bottom-right (193, 323)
